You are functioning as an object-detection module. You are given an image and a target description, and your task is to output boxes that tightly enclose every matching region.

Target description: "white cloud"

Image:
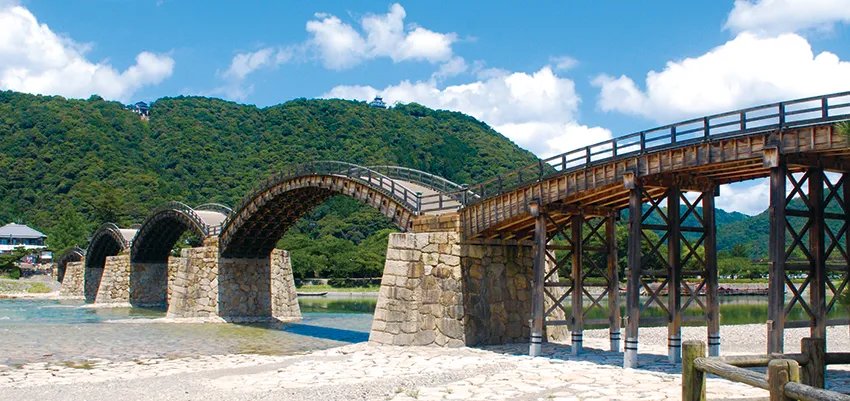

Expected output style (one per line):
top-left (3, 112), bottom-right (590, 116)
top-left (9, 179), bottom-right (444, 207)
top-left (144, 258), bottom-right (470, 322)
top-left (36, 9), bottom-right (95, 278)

top-left (0, 5), bottom-right (173, 102)
top-left (222, 48), bottom-right (274, 80)
top-left (306, 3), bottom-right (457, 70)
top-left (715, 180), bottom-right (771, 216)
top-left (433, 56), bottom-right (467, 80)
top-left (593, 32), bottom-right (850, 121)
top-left (725, 0), bottom-right (850, 35)
top-left (550, 56), bottom-right (578, 71)
top-left (324, 66), bottom-right (611, 158)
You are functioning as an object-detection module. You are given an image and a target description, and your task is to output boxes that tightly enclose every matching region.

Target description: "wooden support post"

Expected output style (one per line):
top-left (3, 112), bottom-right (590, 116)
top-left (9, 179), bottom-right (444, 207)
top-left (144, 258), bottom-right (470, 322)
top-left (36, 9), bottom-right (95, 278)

top-left (530, 209), bottom-right (546, 357)
top-left (768, 162), bottom-right (787, 354)
top-left (809, 169), bottom-right (827, 339)
top-left (704, 188), bottom-right (721, 357)
top-left (625, 185), bottom-right (642, 368)
top-left (668, 187), bottom-right (682, 363)
top-left (571, 213), bottom-right (583, 355)
top-left (682, 340), bottom-right (706, 401)
top-left (607, 213), bottom-right (621, 353)
top-left (801, 337), bottom-right (826, 388)
top-left (768, 359), bottom-right (800, 401)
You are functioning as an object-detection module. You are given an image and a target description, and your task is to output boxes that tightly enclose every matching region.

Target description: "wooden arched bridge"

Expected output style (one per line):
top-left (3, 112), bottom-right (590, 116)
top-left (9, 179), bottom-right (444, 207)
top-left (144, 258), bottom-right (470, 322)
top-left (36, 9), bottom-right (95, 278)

top-left (59, 91), bottom-right (850, 368)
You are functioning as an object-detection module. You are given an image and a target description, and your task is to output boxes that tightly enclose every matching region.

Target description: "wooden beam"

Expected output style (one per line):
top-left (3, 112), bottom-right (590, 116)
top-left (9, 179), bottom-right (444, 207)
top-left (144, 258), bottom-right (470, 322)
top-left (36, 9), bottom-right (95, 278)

top-left (570, 213), bottom-right (583, 355)
top-left (768, 161), bottom-right (787, 354)
top-left (625, 185), bottom-right (642, 369)
top-left (704, 188), bottom-right (720, 357)
top-left (809, 169), bottom-right (827, 339)
top-left (529, 210), bottom-right (546, 356)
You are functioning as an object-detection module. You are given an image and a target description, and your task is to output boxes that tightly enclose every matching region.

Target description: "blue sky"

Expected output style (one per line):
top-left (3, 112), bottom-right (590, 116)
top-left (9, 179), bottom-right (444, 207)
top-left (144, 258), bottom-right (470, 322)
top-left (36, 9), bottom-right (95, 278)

top-left (2, 0), bottom-right (850, 214)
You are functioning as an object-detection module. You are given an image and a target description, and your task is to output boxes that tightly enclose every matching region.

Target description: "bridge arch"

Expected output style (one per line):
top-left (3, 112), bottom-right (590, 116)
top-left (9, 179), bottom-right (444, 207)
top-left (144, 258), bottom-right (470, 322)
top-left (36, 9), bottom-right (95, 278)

top-left (219, 161), bottom-right (462, 258)
top-left (130, 201), bottom-right (230, 263)
top-left (127, 202), bottom-right (230, 307)
top-left (84, 223), bottom-right (135, 302)
top-left (55, 247), bottom-right (85, 283)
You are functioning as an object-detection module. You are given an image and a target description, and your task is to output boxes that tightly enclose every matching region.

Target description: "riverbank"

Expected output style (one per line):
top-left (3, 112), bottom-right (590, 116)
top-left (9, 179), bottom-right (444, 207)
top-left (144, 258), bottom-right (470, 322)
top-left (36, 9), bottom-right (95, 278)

top-left (1, 324), bottom-right (848, 400)
top-left (0, 276), bottom-right (60, 299)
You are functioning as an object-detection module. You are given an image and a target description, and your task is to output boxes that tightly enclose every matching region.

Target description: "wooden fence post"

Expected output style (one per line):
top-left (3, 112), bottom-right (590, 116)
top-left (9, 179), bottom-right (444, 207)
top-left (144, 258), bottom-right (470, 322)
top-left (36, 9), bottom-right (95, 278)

top-left (801, 337), bottom-right (825, 388)
top-left (683, 340), bottom-right (706, 401)
top-left (768, 359), bottom-right (800, 401)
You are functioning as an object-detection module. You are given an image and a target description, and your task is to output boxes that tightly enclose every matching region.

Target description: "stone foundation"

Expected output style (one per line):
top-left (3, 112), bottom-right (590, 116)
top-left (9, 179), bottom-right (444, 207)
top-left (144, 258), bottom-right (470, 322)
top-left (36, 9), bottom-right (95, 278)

top-left (94, 253), bottom-right (131, 304)
top-left (165, 238), bottom-right (301, 322)
top-left (59, 260), bottom-right (85, 297)
top-left (166, 242), bottom-right (219, 319)
top-left (369, 232), bottom-right (568, 347)
top-left (130, 262), bottom-right (168, 307)
top-left (84, 264), bottom-right (104, 303)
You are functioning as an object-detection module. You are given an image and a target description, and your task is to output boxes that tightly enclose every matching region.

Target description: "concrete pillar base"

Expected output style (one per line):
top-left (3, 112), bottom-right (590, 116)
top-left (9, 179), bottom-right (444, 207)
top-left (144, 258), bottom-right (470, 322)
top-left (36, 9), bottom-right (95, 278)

top-left (624, 337), bottom-right (638, 368)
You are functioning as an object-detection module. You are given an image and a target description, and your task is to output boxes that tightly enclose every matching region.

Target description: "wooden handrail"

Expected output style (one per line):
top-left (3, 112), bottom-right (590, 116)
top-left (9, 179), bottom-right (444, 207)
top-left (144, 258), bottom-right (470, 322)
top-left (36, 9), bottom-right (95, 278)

top-left (463, 91), bottom-right (850, 206)
top-left (683, 339), bottom-right (850, 401)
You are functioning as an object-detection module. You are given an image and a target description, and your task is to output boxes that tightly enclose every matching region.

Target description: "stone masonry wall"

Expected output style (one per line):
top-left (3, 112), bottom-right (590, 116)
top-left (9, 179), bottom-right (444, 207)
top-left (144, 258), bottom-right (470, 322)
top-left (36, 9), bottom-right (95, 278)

top-left (95, 253), bottom-right (131, 304)
top-left (219, 257), bottom-right (274, 321)
top-left (84, 264), bottom-right (104, 303)
top-left (166, 241), bottom-right (219, 319)
top-left (166, 255), bottom-right (182, 305)
top-left (129, 262), bottom-right (168, 307)
top-left (370, 232), bottom-right (568, 347)
top-left (269, 249), bottom-right (301, 320)
top-left (165, 237), bottom-right (301, 322)
top-left (59, 260), bottom-right (85, 297)
top-left (219, 250), bottom-right (301, 322)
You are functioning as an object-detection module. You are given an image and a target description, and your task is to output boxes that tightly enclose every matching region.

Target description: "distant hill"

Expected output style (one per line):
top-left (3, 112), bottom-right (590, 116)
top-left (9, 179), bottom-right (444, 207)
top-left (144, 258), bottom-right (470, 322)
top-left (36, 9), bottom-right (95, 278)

top-left (0, 91), bottom-right (539, 278)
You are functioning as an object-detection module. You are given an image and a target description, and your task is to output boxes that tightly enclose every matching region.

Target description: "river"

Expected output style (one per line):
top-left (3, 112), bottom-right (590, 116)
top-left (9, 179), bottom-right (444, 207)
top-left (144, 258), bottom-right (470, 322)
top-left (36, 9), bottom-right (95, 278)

top-left (0, 294), bottom-right (836, 366)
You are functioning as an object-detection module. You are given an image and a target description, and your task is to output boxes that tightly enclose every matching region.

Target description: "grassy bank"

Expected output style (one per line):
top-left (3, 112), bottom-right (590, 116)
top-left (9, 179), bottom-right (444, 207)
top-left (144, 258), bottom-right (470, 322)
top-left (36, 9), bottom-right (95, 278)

top-left (296, 284), bottom-right (380, 293)
top-left (0, 279), bottom-right (54, 294)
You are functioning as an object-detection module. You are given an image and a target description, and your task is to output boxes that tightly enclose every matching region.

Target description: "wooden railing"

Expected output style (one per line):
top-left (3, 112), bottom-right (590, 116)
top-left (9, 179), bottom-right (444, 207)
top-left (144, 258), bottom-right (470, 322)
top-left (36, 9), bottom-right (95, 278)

top-left (459, 91), bottom-right (850, 206)
top-left (222, 161), bottom-right (466, 233)
top-left (149, 201), bottom-right (215, 237)
top-left (367, 165), bottom-right (477, 213)
top-left (683, 338), bottom-right (850, 400)
top-left (91, 222), bottom-right (130, 249)
top-left (194, 203), bottom-right (232, 236)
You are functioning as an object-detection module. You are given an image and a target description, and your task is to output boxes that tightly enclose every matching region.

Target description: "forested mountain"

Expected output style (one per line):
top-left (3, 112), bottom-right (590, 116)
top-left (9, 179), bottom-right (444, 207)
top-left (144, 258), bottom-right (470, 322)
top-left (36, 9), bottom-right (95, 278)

top-left (0, 91), bottom-right (538, 278)
top-left (3, 89), bottom-right (830, 279)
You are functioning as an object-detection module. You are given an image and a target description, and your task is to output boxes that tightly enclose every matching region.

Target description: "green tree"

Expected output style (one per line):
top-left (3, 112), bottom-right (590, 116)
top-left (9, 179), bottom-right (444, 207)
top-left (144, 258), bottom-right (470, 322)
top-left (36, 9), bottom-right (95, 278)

top-left (48, 207), bottom-right (89, 255)
top-left (0, 246), bottom-right (37, 278)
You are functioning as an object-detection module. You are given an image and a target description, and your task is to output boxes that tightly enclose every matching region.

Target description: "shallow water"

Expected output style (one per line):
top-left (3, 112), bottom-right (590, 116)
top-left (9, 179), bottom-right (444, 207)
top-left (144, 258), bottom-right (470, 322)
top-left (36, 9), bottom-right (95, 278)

top-left (0, 294), bottom-right (834, 366)
top-left (0, 297), bottom-right (375, 366)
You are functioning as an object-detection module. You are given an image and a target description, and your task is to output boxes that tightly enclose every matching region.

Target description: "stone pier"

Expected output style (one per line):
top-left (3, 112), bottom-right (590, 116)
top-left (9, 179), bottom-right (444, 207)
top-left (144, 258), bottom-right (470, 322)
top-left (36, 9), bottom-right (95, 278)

top-left (369, 232), bottom-right (568, 346)
top-left (166, 237), bottom-right (301, 322)
top-left (59, 260), bottom-right (85, 297)
top-left (129, 261), bottom-right (169, 308)
top-left (94, 253), bottom-right (131, 304)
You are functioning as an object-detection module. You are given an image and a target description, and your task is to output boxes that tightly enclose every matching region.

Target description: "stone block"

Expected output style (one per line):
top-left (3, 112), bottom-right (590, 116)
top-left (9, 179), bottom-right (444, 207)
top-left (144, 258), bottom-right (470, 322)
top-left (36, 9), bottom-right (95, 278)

top-left (413, 330), bottom-right (436, 346)
top-left (388, 233), bottom-right (416, 250)
top-left (436, 317), bottom-right (464, 340)
top-left (369, 331), bottom-right (394, 345)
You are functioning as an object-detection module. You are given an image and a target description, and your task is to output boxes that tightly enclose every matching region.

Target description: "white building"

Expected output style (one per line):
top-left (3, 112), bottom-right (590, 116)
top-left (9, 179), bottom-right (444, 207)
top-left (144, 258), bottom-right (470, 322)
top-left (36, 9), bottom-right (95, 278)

top-left (0, 223), bottom-right (47, 253)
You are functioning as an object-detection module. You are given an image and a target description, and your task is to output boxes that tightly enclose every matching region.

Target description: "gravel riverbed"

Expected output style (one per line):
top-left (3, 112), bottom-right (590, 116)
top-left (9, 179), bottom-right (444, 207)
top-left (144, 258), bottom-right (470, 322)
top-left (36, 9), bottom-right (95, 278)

top-left (1, 323), bottom-right (848, 400)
